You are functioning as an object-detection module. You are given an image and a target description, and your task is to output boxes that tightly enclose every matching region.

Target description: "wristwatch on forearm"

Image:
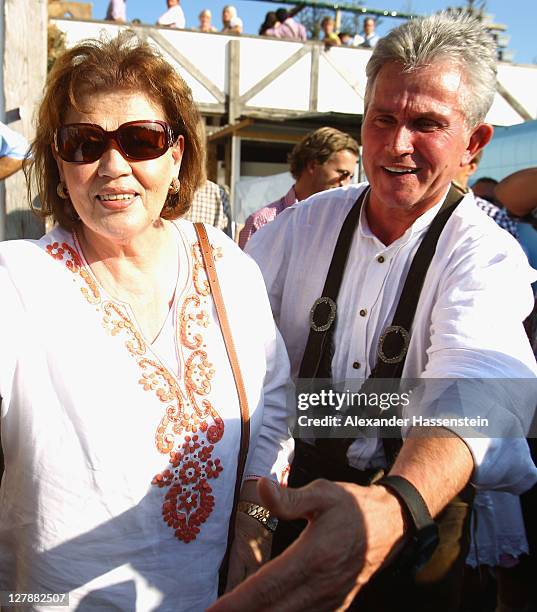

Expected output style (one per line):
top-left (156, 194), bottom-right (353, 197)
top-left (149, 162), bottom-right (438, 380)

top-left (237, 501), bottom-right (278, 533)
top-left (376, 475), bottom-right (439, 573)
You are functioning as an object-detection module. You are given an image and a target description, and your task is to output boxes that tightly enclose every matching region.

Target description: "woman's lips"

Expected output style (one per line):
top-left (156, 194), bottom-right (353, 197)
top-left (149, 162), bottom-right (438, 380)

top-left (96, 193), bottom-right (138, 210)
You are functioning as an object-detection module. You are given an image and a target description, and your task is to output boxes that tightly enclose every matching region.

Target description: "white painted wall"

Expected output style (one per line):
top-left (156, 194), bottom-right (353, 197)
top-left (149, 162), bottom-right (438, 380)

top-left (52, 18), bottom-right (537, 127)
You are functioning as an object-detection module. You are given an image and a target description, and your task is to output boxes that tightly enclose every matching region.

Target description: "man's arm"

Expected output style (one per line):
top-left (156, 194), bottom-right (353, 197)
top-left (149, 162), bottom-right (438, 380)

top-left (208, 433), bottom-right (472, 612)
top-left (220, 246), bottom-right (294, 592)
top-left (0, 157), bottom-right (23, 180)
top-left (238, 213), bottom-right (258, 249)
top-left (0, 121), bottom-right (29, 179)
top-left (495, 167), bottom-right (537, 217)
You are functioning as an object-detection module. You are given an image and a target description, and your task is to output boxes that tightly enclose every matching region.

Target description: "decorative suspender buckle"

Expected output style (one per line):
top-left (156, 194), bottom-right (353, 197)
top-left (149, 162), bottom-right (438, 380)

top-left (377, 325), bottom-right (411, 364)
top-left (309, 296), bottom-right (337, 332)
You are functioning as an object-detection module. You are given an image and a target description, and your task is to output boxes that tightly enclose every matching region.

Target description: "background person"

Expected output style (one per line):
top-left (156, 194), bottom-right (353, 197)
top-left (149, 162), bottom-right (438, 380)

top-left (273, 7), bottom-right (307, 41)
top-left (360, 16), bottom-right (380, 48)
top-left (495, 167), bottom-right (537, 610)
top-left (496, 167), bottom-right (537, 219)
top-left (157, 0), bottom-right (185, 29)
top-left (221, 5), bottom-right (243, 35)
top-left (452, 150), bottom-right (518, 237)
top-left (339, 31), bottom-right (354, 46)
top-left (495, 168), bottom-right (537, 299)
top-left (259, 11), bottom-right (278, 36)
top-left (0, 121), bottom-right (29, 179)
top-left (186, 179), bottom-right (231, 234)
top-left (0, 33), bottom-right (293, 610)
top-left (472, 176), bottom-right (498, 201)
top-left (238, 126), bottom-right (358, 249)
top-left (198, 9), bottom-right (217, 33)
top-left (321, 15), bottom-right (340, 46)
top-left (105, 0), bottom-right (126, 22)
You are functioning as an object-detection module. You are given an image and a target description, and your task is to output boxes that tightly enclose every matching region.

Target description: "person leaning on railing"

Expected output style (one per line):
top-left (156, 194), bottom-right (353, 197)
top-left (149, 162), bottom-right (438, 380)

top-left (495, 167), bottom-right (537, 223)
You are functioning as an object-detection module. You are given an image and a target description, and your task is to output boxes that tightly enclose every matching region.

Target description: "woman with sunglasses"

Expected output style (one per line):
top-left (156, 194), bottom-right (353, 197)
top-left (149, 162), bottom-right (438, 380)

top-left (0, 33), bottom-right (293, 610)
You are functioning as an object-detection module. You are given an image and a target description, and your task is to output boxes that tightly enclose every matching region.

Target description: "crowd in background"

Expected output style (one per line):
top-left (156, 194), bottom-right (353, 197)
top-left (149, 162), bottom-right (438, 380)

top-left (105, 0), bottom-right (380, 47)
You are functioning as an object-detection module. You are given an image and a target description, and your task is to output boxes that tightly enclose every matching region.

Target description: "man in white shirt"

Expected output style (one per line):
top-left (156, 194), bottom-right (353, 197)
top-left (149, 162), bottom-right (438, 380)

top-left (157, 0), bottom-right (185, 29)
top-left (209, 12), bottom-right (537, 612)
top-left (360, 16), bottom-right (380, 47)
top-left (105, 0), bottom-right (126, 22)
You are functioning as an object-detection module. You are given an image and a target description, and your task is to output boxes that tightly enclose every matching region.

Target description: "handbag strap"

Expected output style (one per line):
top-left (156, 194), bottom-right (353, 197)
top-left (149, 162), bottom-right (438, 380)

top-left (193, 223), bottom-right (250, 592)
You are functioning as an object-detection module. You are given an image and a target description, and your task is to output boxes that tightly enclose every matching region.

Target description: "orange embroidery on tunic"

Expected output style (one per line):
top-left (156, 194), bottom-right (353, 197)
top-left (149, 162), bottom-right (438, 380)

top-left (45, 236), bottom-right (228, 544)
top-left (191, 243), bottom-right (223, 296)
top-left (150, 242), bottom-right (225, 542)
top-left (180, 295), bottom-right (208, 349)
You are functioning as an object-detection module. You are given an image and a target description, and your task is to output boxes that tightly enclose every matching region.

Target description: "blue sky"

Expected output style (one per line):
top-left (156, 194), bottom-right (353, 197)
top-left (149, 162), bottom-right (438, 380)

top-left (86, 1), bottom-right (537, 64)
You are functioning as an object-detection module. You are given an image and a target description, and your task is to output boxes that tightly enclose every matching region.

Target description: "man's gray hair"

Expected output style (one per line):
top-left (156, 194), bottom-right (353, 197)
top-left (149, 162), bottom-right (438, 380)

top-left (364, 12), bottom-right (497, 127)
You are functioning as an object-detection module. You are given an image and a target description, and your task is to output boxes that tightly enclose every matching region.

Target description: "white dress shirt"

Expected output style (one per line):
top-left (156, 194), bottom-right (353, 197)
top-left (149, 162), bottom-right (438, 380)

top-left (157, 5), bottom-right (185, 28)
top-left (0, 121), bottom-right (29, 159)
top-left (247, 182), bottom-right (537, 493)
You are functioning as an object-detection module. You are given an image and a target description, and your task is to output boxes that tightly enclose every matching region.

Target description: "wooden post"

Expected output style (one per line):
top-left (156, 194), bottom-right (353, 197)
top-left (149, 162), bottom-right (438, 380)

top-left (227, 39), bottom-right (241, 125)
top-left (206, 141), bottom-right (218, 183)
top-left (229, 135), bottom-right (241, 220)
top-left (309, 46), bottom-right (319, 112)
top-left (1, 0), bottom-right (47, 240)
top-left (225, 39), bottom-right (241, 214)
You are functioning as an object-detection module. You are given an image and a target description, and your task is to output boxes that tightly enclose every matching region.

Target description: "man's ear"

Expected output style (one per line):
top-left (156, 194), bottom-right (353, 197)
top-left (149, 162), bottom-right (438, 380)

top-left (305, 159), bottom-right (317, 176)
top-left (461, 123), bottom-right (494, 165)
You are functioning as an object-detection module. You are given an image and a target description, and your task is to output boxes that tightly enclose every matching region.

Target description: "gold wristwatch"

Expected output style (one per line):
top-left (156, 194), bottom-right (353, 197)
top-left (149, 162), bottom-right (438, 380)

top-left (237, 501), bottom-right (278, 532)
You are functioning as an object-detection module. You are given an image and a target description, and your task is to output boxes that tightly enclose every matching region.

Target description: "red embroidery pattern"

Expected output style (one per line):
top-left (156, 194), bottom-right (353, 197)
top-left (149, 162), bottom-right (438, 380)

top-left (46, 236), bottom-right (227, 543)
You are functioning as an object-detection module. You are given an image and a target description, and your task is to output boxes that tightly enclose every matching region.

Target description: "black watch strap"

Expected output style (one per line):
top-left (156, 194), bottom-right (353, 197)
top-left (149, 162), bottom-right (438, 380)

top-left (376, 475), bottom-right (433, 532)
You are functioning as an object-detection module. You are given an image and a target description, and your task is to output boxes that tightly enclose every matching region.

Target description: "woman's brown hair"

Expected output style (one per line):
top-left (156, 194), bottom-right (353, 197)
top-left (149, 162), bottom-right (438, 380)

top-left (26, 31), bottom-right (204, 230)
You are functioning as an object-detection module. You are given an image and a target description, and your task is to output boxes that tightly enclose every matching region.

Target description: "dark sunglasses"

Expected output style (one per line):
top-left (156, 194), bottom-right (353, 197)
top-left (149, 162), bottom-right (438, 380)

top-left (54, 120), bottom-right (179, 163)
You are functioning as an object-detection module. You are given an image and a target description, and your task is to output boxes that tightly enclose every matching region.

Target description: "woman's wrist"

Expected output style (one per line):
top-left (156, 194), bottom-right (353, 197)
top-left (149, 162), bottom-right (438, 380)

top-left (237, 500), bottom-right (278, 532)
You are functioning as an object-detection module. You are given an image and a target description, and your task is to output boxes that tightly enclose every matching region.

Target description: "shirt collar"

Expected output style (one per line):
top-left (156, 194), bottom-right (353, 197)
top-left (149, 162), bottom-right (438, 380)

top-left (359, 185), bottom-right (451, 247)
top-left (283, 185), bottom-right (299, 208)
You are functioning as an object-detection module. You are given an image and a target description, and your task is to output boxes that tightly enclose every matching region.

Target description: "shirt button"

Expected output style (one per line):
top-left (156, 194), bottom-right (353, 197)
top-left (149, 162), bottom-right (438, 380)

top-left (359, 308), bottom-right (367, 317)
top-left (352, 361), bottom-right (361, 369)
top-left (377, 255), bottom-right (385, 263)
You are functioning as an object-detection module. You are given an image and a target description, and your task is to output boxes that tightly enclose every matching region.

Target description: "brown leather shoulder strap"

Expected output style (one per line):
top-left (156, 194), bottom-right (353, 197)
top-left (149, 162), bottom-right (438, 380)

top-left (193, 222), bottom-right (250, 591)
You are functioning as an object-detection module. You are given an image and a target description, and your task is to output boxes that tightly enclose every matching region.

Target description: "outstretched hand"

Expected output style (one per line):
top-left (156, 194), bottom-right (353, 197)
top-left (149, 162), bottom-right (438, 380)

top-left (208, 477), bottom-right (405, 612)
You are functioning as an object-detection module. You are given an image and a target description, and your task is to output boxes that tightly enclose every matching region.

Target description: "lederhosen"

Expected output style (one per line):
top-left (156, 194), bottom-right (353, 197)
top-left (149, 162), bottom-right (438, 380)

top-left (271, 185), bottom-right (474, 612)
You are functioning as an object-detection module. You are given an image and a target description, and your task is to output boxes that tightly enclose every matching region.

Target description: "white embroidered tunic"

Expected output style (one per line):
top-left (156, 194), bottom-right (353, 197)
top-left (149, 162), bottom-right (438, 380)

top-left (0, 221), bottom-right (293, 611)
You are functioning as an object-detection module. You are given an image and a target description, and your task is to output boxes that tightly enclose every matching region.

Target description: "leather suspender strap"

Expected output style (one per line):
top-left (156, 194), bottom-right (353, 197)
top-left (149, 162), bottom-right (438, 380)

top-left (299, 185), bottom-right (463, 383)
top-left (370, 186), bottom-right (464, 465)
top-left (298, 188), bottom-right (369, 380)
top-left (371, 185), bottom-right (465, 380)
top-left (301, 185), bottom-right (464, 466)
top-left (193, 223), bottom-right (250, 593)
